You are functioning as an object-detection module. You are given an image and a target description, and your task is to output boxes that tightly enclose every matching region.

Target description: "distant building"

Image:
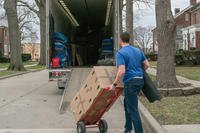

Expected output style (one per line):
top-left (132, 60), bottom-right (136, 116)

top-left (0, 26), bottom-right (10, 57)
top-left (175, 0), bottom-right (200, 50)
top-left (152, 28), bottom-right (158, 52)
top-left (152, 0), bottom-right (200, 51)
top-left (21, 43), bottom-right (40, 61)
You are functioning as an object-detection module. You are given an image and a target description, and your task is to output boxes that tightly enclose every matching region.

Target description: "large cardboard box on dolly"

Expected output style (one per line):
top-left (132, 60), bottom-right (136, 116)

top-left (70, 66), bottom-right (123, 121)
top-left (70, 66), bottom-right (123, 122)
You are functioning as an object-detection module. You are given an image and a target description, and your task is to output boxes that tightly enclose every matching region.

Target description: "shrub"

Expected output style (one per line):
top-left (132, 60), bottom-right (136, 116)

top-left (146, 52), bottom-right (157, 61)
top-left (175, 54), bottom-right (185, 65)
top-left (22, 53), bottom-right (31, 62)
top-left (0, 57), bottom-right (10, 63)
top-left (175, 49), bottom-right (200, 65)
top-left (0, 51), bottom-right (2, 57)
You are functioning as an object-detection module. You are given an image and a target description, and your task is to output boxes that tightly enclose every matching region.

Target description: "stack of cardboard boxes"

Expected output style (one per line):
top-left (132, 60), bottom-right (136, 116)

top-left (70, 66), bottom-right (123, 122)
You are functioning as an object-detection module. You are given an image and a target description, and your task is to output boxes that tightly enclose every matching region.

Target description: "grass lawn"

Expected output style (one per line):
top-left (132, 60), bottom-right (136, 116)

top-left (0, 70), bottom-right (22, 77)
top-left (26, 65), bottom-right (45, 70)
top-left (149, 61), bottom-right (157, 67)
top-left (176, 66), bottom-right (200, 81)
top-left (0, 63), bottom-right (9, 68)
top-left (0, 65), bottom-right (45, 78)
top-left (140, 95), bottom-right (200, 125)
top-left (0, 61), bottom-right (38, 69)
top-left (149, 61), bottom-right (200, 81)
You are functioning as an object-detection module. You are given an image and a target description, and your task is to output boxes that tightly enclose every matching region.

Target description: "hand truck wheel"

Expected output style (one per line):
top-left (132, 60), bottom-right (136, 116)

top-left (99, 119), bottom-right (108, 133)
top-left (77, 121), bottom-right (86, 133)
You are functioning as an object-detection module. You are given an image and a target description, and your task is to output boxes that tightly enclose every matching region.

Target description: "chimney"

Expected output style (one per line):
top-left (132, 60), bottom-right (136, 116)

top-left (190, 0), bottom-right (197, 5)
top-left (175, 8), bottom-right (180, 14)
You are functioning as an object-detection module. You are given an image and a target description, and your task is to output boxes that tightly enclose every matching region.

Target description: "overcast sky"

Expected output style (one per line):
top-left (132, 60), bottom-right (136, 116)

top-left (134, 0), bottom-right (200, 27)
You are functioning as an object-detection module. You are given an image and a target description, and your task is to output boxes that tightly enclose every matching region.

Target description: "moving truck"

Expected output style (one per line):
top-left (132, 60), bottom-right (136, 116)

top-left (46, 0), bottom-right (120, 89)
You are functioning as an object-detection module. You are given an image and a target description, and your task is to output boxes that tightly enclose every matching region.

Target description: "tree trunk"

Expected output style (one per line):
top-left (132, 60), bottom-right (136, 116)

top-left (4, 0), bottom-right (25, 71)
top-left (155, 0), bottom-right (179, 88)
top-left (126, 0), bottom-right (134, 44)
top-left (38, 0), bottom-right (46, 66)
top-left (119, 0), bottom-right (123, 34)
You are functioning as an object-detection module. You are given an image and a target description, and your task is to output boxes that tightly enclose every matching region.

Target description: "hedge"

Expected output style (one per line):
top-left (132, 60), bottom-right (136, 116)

top-left (0, 57), bottom-right (10, 63)
top-left (0, 53), bottom-right (32, 63)
top-left (146, 49), bottom-right (200, 65)
top-left (22, 53), bottom-right (31, 62)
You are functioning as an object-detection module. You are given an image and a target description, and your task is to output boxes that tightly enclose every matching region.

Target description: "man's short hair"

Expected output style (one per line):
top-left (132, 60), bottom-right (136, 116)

top-left (120, 32), bottom-right (130, 43)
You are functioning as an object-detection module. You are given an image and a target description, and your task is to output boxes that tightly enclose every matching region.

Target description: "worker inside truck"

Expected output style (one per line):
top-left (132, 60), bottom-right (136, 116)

top-left (109, 32), bottom-right (150, 133)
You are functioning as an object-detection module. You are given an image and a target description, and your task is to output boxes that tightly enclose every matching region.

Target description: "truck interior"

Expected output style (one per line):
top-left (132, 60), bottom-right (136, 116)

top-left (49, 0), bottom-right (114, 67)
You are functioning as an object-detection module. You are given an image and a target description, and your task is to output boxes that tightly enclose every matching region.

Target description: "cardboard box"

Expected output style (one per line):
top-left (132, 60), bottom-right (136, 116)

top-left (70, 92), bottom-right (85, 122)
top-left (70, 66), bottom-right (123, 122)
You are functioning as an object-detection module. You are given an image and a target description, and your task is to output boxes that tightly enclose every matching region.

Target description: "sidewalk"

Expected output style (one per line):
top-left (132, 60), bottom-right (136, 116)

top-left (146, 68), bottom-right (200, 88)
top-left (163, 125), bottom-right (200, 133)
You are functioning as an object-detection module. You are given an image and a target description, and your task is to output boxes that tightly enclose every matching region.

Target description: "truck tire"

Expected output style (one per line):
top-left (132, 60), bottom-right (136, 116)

top-left (57, 81), bottom-right (66, 90)
top-left (58, 87), bottom-right (65, 90)
top-left (77, 121), bottom-right (86, 133)
top-left (99, 119), bottom-right (108, 133)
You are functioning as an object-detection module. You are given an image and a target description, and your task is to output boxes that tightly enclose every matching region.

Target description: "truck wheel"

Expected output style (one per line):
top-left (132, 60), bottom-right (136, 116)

top-left (77, 121), bottom-right (86, 133)
top-left (99, 119), bottom-right (108, 133)
top-left (58, 87), bottom-right (65, 90)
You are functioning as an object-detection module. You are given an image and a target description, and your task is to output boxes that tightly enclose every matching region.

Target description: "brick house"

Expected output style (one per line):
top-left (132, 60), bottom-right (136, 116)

top-left (152, 0), bottom-right (200, 52)
top-left (21, 43), bottom-right (40, 61)
top-left (0, 26), bottom-right (10, 57)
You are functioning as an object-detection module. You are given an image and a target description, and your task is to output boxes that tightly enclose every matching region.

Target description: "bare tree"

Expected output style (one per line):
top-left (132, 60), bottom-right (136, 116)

top-left (134, 26), bottom-right (153, 53)
top-left (18, 0), bottom-right (46, 65)
top-left (17, 4), bottom-right (39, 42)
top-left (125, 0), bottom-right (153, 44)
top-left (155, 0), bottom-right (179, 88)
top-left (4, 0), bottom-right (25, 71)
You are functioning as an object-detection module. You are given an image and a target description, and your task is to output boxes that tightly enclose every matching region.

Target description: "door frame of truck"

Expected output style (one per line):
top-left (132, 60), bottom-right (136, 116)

top-left (45, 0), bottom-right (120, 89)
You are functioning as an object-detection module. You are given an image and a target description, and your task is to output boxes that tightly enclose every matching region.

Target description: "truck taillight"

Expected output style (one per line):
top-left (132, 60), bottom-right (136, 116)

top-left (52, 72), bottom-right (57, 76)
top-left (58, 72), bottom-right (62, 77)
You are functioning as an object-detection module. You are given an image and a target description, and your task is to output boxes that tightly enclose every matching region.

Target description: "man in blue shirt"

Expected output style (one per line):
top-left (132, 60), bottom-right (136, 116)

top-left (109, 32), bottom-right (149, 133)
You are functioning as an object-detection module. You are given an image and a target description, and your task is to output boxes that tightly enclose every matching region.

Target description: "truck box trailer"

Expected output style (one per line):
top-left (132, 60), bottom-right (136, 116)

top-left (46, 0), bottom-right (120, 89)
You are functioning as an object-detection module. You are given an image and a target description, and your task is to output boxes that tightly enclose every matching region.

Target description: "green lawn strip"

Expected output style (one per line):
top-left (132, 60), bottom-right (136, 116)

top-left (0, 70), bottom-right (23, 77)
top-left (176, 66), bottom-right (200, 81)
top-left (149, 61), bottom-right (157, 67)
top-left (26, 65), bottom-right (45, 70)
top-left (0, 63), bottom-right (9, 68)
top-left (0, 61), bottom-right (38, 69)
top-left (0, 65), bottom-right (44, 78)
top-left (149, 61), bottom-right (200, 81)
top-left (140, 95), bottom-right (200, 125)
top-left (23, 61), bottom-right (38, 66)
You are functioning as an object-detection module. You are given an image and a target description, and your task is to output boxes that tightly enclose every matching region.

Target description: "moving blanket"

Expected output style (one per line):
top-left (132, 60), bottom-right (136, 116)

top-left (142, 71), bottom-right (162, 103)
top-left (54, 32), bottom-right (68, 45)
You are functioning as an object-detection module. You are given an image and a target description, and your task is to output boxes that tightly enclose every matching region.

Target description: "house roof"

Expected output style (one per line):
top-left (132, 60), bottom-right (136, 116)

top-left (174, 2), bottom-right (200, 19)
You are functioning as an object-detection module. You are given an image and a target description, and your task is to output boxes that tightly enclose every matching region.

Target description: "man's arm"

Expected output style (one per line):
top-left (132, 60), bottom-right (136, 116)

top-left (143, 60), bottom-right (150, 70)
top-left (113, 65), bottom-right (125, 86)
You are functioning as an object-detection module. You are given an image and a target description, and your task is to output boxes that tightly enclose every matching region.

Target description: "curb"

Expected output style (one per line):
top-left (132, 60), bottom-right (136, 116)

top-left (0, 69), bottom-right (45, 80)
top-left (139, 101), bottom-right (167, 133)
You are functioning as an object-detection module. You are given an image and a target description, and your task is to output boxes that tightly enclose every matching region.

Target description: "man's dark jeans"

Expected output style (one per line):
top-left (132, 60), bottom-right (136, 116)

top-left (124, 78), bottom-right (144, 133)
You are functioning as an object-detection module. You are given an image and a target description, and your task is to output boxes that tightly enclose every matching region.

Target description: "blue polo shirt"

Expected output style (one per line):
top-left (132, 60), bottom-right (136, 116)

top-left (116, 45), bottom-right (147, 83)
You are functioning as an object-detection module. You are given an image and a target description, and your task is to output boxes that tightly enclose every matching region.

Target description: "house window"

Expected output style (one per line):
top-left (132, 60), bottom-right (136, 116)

top-left (4, 44), bottom-right (8, 56)
top-left (4, 30), bottom-right (7, 37)
top-left (185, 13), bottom-right (189, 21)
top-left (192, 13), bottom-right (197, 24)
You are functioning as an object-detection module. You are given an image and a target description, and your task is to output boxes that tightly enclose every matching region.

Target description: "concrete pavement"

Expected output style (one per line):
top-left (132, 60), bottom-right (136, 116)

top-left (0, 69), bottom-right (126, 132)
top-left (163, 125), bottom-right (200, 133)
